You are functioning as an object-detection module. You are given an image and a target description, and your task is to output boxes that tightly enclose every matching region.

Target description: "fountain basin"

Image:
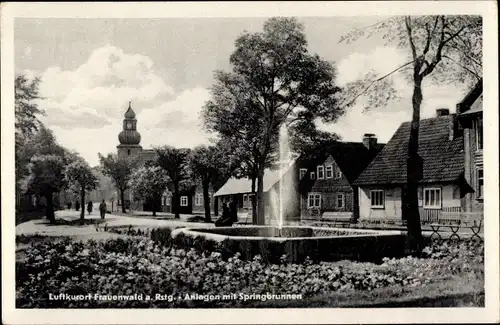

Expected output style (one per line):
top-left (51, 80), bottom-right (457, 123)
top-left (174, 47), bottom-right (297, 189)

top-left (171, 226), bottom-right (407, 264)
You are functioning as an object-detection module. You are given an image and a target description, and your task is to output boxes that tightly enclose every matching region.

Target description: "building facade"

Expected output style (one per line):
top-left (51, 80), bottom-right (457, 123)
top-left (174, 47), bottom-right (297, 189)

top-left (457, 80), bottom-right (483, 213)
top-left (354, 109), bottom-right (474, 222)
top-left (298, 135), bottom-right (384, 220)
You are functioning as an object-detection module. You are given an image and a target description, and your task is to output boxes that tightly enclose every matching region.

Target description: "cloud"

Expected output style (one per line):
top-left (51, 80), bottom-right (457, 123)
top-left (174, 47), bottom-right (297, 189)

top-left (322, 46), bottom-right (468, 143)
top-left (23, 45), bottom-right (215, 166)
top-left (30, 45), bottom-right (175, 127)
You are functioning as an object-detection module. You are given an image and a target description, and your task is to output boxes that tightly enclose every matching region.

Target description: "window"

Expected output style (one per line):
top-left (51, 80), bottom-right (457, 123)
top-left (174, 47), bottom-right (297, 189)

top-left (325, 165), bottom-right (333, 179)
top-left (307, 193), bottom-right (321, 208)
top-left (336, 193), bottom-right (345, 208)
top-left (195, 194), bottom-right (203, 206)
top-left (473, 118), bottom-right (483, 150)
top-left (243, 194), bottom-right (248, 202)
top-left (299, 168), bottom-right (307, 179)
top-left (180, 196), bottom-right (188, 207)
top-left (477, 169), bottom-right (484, 199)
top-left (370, 190), bottom-right (385, 208)
top-left (166, 194), bottom-right (171, 206)
top-left (317, 166), bottom-right (325, 179)
top-left (335, 167), bottom-right (342, 179)
top-left (127, 149), bottom-right (131, 156)
top-left (310, 172), bottom-right (316, 180)
top-left (423, 188), bottom-right (442, 209)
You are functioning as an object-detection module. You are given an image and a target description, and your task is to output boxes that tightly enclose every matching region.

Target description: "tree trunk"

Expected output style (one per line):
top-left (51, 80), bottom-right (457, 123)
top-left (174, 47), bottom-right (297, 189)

top-left (173, 183), bottom-right (180, 219)
top-left (251, 176), bottom-right (257, 224)
top-left (405, 78), bottom-right (424, 254)
top-left (120, 189), bottom-right (126, 213)
top-left (256, 167), bottom-right (266, 225)
top-left (45, 192), bottom-right (55, 224)
top-left (202, 181), bottom-right (211, 223)
top-left (152, 194), bottom-right (157, 217)
top-left (80, 186), bottom-right (85, 221)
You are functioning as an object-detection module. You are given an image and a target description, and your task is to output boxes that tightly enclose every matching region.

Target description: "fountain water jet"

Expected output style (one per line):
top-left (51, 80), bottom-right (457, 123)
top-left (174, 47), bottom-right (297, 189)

top-left (277, 123), bottom-right (293, 234)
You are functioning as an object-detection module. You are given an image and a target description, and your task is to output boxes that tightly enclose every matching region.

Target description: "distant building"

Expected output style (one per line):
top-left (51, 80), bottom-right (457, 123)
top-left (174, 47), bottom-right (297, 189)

top-left (300, 135), bottom-right (384, 220)
top-left (354, 109), bottom-right (474, 222)
top-left (115, 102), bottom-right (214, 215)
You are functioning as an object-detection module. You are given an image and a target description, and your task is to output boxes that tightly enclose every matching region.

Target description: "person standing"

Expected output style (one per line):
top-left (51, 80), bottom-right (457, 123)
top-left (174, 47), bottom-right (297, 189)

top-left (229, 197), bottom-right (238, 222)
top-left (87, 200), bottom-right (93, 215)
top-left (99, 200), bottom-right (107, 219)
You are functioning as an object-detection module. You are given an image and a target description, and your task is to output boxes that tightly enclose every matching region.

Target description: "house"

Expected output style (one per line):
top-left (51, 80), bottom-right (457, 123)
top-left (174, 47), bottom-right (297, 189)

top-left (457, 79), bottom-right (483, 212)
top-left (353, 109), bottom-right (473, 222)
top-left (214, 159), bottom-right (299, 223)
top-left (299, 134), bottom-right (385, 220)
top-left (115, 102), bottom-right (214, 215)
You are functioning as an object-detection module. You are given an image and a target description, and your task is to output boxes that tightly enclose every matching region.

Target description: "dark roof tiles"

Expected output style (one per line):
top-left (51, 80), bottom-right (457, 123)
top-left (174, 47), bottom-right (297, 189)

top-left (354, 115), bottom-right (464, 185)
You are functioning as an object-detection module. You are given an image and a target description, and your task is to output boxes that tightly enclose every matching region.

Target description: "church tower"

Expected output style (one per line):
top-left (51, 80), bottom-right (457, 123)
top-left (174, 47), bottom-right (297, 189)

top-left (117, 102), bottom-right (143, 159)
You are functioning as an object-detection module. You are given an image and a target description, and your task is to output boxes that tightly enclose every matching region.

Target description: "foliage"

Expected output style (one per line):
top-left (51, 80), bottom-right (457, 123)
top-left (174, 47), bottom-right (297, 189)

top-left (154, 146), bottom-right (191, 218)
top-left (64, 155), bottom-right (99, 219)
top-left (64, 157), bottom-right (99, 194)
top-left (99, 153), bottom-right (139, 213)
top-left (16, 237), bottom-right (483, 308)
top-left (22, 154), bottom-right (66, 196)
top-left (98, 153), bottom-right (139, 191)
top-left (339, 15), bottom-right (482, 110)
top-left (15, 74), bottom-right (45, 138)
top-left (129, 166), bottom-right (169, 216)
top-left (203, 18), bottom-right (343, 224)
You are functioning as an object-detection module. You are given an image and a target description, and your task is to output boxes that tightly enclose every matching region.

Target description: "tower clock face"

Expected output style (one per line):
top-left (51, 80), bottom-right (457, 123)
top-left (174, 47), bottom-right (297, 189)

top-left (126, 122), bottom-right (133, 129)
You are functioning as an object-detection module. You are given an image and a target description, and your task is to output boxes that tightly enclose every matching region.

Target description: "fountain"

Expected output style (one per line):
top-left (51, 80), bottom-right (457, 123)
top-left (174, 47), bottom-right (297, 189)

top-left (170, 124), bottom-right (407, 263)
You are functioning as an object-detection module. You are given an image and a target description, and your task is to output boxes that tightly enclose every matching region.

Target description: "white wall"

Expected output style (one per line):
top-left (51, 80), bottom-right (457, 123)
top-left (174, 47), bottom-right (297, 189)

top-left (358, 184), bottom-right (461, 220)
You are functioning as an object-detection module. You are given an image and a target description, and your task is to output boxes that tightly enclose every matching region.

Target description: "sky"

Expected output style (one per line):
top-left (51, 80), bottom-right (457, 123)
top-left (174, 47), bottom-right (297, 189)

top-left (15, 17), bottom-right (469, 166)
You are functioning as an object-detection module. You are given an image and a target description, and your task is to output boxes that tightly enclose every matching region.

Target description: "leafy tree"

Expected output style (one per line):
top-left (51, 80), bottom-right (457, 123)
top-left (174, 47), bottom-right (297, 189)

top-left (154, 146), bottom-right (190, 219)
top-left (203, 17), bottom-right (343, 224)
top-left (188, 145), bottom-right (226, 222)
top-left (64, 156), bottom-right (99, 221)
top-left (15, 74), bottom-right (46, 200)
top-left (98, 153), bottom-right (139, 213)
top-left (129, 166), bottom-right (170, 217)
top-left (15, 74), bottom-right (45, 138)
top-left (339, 15), bottom-right (482, 252)
top-left (21, 154), bottom-right (66, 223)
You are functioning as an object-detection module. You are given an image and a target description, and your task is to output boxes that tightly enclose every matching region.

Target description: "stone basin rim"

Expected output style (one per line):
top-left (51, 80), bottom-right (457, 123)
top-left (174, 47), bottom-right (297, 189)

top-left (171, 226), bottom-right (405, 242)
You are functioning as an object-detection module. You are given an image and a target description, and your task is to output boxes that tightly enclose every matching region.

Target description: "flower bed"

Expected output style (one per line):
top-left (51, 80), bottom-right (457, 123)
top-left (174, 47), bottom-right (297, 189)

top-left (16, 236), bottom-right (483, 308)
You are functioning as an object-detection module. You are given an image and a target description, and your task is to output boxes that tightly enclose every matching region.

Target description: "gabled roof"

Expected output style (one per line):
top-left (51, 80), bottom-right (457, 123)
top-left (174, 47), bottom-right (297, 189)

top-left (457, 79), bottom-right (482, 114)
top-left (460, 94), bottom-right (482, 116)
top-left (214, 160), bottom-right (296, 197)
top-left (354, 115), bottom-right (464, 186)
top-left (298, 141), bottom-right (385, 184)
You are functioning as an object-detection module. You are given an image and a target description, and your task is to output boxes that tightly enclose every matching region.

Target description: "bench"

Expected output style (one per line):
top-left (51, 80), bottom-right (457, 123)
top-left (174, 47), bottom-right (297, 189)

top-left (429, 211), bottom-right (483, 241)
top-left (301, 211), bottom-right (352, 228)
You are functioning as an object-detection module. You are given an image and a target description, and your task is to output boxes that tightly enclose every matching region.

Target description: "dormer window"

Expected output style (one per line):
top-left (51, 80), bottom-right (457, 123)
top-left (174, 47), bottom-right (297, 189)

top-left (317, 166), bottom-right (325, 179)
top-left (310, 172), bottom-right (316, 180)
top-left (335, 167), bottom-right (342, 179)
top-left (325, 165), bottom-right (333, 179)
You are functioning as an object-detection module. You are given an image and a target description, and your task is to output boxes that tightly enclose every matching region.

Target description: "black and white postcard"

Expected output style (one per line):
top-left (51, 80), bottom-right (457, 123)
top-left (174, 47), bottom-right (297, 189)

top-left (2, 1), bottom-right (499, 324)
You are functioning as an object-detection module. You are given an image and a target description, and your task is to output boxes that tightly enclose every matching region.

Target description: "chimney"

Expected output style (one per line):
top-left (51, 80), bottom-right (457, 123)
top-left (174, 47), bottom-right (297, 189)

top-left (436, 108), bottom-right (450, 117)
top-left (362, 133), bottom-right (377, 150)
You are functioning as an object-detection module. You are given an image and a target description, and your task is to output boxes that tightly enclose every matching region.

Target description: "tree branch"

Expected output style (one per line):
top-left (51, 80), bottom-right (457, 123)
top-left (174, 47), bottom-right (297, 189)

top-left (405, 16), bottom-right (418, 60)
top-left (341, 60), bottom-right (416, 108)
